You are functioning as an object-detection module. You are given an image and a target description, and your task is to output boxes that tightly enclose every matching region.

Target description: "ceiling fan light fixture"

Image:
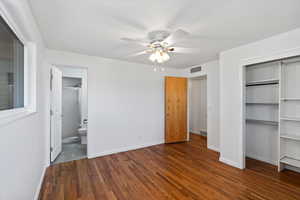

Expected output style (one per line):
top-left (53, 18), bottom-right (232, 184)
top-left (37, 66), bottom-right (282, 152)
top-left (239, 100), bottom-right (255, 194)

top-left (162, 52), bottom-right (170, 61)
top-left (157, 55), bottom-right (164, 63)
top-left (149, 53), bottom-right (157, 62)
top-left (122, 28), bottom-right (195, 67)
top-left (149, 49), bottom-right (170, 63)
top-left (155, 50), bottom-right (161, 57)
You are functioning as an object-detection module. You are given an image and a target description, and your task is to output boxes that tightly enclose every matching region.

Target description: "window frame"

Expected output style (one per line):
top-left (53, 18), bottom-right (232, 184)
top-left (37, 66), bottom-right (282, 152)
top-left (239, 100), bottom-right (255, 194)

top-left (0, 2), bottom-right (37, 125)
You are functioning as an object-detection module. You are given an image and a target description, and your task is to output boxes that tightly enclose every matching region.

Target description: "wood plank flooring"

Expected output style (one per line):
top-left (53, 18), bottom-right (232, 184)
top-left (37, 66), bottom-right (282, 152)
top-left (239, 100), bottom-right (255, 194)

top-left (39, 134), bottom-right (300, 200)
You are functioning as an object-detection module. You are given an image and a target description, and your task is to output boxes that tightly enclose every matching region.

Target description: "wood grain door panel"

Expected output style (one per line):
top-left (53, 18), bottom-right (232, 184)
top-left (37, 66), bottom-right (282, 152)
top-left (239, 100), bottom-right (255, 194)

top-left (165, 77), bottom-right (187, 143)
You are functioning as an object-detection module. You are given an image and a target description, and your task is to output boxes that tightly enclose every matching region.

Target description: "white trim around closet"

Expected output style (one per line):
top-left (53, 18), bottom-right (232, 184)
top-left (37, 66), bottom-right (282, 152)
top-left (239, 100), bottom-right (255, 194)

top-left (239, 46), bottom-right (300, 170)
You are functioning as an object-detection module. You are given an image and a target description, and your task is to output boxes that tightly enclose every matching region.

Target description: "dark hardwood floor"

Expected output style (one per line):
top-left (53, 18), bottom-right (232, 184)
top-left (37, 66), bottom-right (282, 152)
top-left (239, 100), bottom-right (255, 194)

top-left (39, 134), bottom-right (300, 200)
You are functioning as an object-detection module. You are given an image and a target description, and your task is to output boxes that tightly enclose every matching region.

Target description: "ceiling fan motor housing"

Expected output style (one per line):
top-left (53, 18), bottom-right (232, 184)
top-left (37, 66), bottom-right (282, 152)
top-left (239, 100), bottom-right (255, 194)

top-left (148, 30), bottom-right (170, 43)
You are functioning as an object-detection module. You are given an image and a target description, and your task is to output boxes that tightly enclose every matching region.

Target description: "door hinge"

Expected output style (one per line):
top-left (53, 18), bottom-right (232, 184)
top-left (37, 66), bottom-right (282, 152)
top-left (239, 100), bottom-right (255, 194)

top-left (50, 109), bottom-right (53, 116)
top-left (50, 147), bottom-right (53, 152)
top-left (50, 70), bottom-right (53, 91)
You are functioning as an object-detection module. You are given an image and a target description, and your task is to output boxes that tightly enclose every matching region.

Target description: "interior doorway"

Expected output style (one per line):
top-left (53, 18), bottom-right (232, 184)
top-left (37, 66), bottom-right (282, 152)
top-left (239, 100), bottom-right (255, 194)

top-left (189, 76), bottom-right (207, 141)
top-left (50, 65), bottom-right (88, 164)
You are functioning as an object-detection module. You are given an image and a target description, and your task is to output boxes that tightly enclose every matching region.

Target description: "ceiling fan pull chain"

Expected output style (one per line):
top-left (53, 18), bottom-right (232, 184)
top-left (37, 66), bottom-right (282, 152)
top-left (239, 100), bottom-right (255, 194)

top-left (152, 64), bottom-right (165, 72)
top-left (160, 64), bottom-right (165, 72)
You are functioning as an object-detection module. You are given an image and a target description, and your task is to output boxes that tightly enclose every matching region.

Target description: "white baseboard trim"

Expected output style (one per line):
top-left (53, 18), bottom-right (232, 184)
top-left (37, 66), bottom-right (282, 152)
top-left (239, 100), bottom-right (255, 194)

top-left (190, 130), bottom-right (207, 134)
top-left (219, 157), bottom-right (243, 169)
top-left (88, 140), bottom-right (164, 159)
top-left (33, 165), bottom-right (47, 200)
top-left (208, 145), bottom-right (219, 152)
top-left (200, 129), bottom-right (207, 133)
top-left (246, 153), bottom-right (277, 166)
top-left (190, 130), bottom-right (201, 134)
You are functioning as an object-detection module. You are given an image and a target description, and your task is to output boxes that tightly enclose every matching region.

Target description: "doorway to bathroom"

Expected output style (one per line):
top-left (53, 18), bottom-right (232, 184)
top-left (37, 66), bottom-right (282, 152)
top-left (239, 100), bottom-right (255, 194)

top-left (50, 65), bottom-right (88, 164)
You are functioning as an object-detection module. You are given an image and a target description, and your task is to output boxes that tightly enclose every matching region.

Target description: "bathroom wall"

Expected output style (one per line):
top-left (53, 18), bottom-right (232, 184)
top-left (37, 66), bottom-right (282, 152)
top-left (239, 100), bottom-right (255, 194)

top-left (59, 66), bottom-right (88, 125)
top-left (62, 77), bottom-right (81, 139)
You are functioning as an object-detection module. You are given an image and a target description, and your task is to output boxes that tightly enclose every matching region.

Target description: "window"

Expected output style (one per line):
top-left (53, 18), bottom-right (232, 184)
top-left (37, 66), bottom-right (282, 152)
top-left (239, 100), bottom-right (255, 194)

top-left (0, 15), bottom-right (24, 111)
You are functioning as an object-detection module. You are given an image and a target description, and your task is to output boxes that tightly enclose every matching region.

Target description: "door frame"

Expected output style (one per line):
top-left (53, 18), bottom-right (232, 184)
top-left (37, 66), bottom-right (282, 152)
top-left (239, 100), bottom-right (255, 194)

top-left (46, 64), bottom-right (88, 166)
top-left (187, 74), bottom-right (208, 142)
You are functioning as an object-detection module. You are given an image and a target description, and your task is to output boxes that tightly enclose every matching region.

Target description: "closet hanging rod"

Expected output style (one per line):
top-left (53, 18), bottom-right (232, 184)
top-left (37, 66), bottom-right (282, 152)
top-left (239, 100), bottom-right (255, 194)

top-left (245, 61), bottom-right (280, 68)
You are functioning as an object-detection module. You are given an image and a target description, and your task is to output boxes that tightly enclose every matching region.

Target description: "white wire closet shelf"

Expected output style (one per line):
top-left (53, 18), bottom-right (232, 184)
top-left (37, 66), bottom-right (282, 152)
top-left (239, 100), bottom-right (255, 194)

top-left (245, 55), bottom-right (300, 173)
top-left (246, 118), bottom-right (279, 126)
top-left (246, 79), bottom-right (279, 87)
top-left (280, 134), bottom-right (300, 141)
top-left (280, 156), bottom-right (300, 168)
top-left (246, 102), bottom-right (279, 105)
top-left (281, 98), bottom-right (300, 101)
top-left (281, 117), bottom-right (300, 122)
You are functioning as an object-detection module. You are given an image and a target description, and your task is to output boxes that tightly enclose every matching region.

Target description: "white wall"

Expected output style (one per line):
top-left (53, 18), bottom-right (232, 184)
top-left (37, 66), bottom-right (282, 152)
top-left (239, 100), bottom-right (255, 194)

top-left (189, 78), bottom-right (207, 135)
top-left (46, 49), bottom-right (184, 159)
top-left (183, 60), bottom-right (220, 152)
top-left (219, 28), bottom-right (300, 169)
top-left (0, 1), bottom-right (47, 200)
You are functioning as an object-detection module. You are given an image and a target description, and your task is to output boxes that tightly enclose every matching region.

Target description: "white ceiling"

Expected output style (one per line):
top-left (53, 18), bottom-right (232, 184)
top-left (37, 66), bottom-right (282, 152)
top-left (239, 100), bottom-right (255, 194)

top-left (28, 0), bottom-right (300, 69)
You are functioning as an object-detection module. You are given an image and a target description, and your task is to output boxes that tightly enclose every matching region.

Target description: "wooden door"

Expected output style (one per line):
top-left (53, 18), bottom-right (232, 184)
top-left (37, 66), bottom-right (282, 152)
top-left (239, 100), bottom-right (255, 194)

top-left (165, 77), bottom-right (188, 143)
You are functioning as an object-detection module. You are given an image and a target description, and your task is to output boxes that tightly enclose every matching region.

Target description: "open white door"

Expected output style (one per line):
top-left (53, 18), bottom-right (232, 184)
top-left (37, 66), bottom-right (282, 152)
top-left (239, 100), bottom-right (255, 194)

top-left (50, 66), bottom-right (63, 162)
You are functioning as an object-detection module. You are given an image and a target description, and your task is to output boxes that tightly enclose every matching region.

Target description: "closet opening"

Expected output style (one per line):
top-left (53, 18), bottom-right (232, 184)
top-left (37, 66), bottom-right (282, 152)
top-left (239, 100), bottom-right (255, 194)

top-left (188, 76), bottom-right (207, 144)
top-left (244, 56), bottom-right (300, 174)
top-left (50, 66), bottom-right (88, 165)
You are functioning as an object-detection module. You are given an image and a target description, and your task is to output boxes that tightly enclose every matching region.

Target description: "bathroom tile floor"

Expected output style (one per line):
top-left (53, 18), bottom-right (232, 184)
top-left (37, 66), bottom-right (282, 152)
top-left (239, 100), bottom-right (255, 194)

top-left (53, 142), bottom-right (87, 165)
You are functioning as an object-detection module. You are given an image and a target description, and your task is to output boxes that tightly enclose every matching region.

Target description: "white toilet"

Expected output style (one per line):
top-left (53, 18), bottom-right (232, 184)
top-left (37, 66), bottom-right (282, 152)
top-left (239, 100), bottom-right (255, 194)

top-left (78, 126), bottom-right (87, 145)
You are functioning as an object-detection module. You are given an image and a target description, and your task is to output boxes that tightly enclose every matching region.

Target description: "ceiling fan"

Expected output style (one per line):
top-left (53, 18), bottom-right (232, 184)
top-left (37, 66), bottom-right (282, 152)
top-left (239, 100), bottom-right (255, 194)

top-left (121, 29), bottom-right (197, 64)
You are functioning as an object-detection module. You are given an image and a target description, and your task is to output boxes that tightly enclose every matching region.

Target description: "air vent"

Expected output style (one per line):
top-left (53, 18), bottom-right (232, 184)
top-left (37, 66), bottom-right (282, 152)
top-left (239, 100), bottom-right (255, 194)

top-left (190, 66), bottom-right (202, 73)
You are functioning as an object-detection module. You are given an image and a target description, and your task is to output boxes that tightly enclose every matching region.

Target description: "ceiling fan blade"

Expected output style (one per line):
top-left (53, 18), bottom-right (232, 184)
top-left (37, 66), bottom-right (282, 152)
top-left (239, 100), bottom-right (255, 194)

top-left (163, 29), bottom-right (190, 46)
top-left (172, 47), bottom-right (201, 54)
top-left (127, 50), bottom-right (148, 57)
top-left (121, 37), bottom-right (149, 46)
top-left (187, 34), bottom-right (243, 42)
